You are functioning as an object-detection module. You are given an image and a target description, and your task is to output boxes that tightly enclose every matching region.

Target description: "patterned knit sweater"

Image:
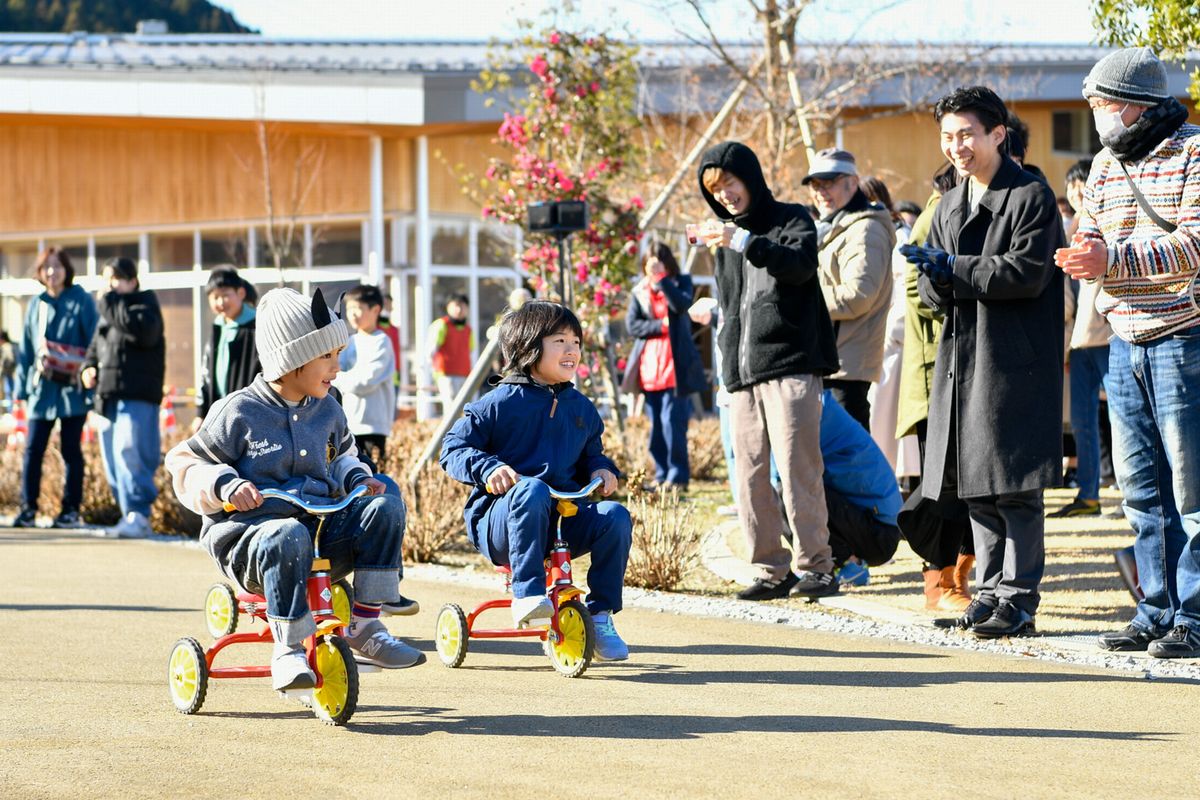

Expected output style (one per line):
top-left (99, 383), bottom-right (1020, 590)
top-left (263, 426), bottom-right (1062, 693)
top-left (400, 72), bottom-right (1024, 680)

top-left (1078, 123), bottom-right (1200, 343)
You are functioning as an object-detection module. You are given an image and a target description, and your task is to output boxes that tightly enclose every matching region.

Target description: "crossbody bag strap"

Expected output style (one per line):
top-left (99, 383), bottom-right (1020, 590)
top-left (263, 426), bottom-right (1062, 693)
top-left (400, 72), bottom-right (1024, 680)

top-left (1117, 159), bottom-right (1177, 234)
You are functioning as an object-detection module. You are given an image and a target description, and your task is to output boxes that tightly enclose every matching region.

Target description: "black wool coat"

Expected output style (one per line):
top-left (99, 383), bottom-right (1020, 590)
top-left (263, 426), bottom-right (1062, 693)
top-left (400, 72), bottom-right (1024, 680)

top-left (698, 141), bottom-right (839, 391)
top-left (919, 157), bottom-right (1065, 500)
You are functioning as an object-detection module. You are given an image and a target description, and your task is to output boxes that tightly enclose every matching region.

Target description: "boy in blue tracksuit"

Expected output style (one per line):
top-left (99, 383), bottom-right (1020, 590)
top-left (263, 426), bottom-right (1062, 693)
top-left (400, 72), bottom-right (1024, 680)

top-left (440, 301), bottom-right (632, 661)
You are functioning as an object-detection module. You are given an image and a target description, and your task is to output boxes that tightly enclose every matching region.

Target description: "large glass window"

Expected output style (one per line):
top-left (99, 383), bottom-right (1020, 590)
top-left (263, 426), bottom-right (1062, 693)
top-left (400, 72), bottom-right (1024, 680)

top-left (93, 239), bottom-right (139, 269)
top-left (151, 234), bottom-right (195, 271)
top-left (1052, 109), bottom-right (1101, 156)
top-left (312, 224), bottom-right (363, 267)
top-left (255, 226), bottom-right (304, 269)
top-left (478, 226), bottom-right (516, 267)
top-left (479, 276), bottom-right (517, 331)
top-left (200, 229), bottom-right (248, 268)
top-left (0, 243), bottom-right (40, 279)
top-left (432, 223), bottom-right (469, 266)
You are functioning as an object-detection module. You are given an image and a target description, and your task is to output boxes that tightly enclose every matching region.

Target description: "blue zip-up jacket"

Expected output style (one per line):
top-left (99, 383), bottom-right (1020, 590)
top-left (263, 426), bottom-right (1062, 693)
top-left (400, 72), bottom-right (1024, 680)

top-left (16, 284), bottom-right (98, 420)
top-left (821, 390), bottom-right (901, 525)
top-left (440, 374), bottom-right (619, 556)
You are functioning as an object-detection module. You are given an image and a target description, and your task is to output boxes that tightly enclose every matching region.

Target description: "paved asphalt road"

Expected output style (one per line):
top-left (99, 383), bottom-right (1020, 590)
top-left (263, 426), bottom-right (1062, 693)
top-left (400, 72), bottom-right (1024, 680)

top-left (2, 528), bottom-right (1197, 799)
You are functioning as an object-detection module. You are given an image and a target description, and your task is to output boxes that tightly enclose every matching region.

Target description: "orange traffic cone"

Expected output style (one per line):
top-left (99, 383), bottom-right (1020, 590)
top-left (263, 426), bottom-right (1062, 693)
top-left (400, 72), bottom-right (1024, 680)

top-left (7, 403), bottom-right (27, 452)
top-left (160, 387), bottom-right (177, 436)
top-left (81, 414), bottom-right (96, 444)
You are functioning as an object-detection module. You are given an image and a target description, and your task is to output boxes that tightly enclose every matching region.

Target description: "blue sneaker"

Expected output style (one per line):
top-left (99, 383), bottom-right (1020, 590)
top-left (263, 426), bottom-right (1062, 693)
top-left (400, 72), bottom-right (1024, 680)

top-left (591, 612), bottom-right (629, 661)
top-left (837, 561), bottom-right (870, 587)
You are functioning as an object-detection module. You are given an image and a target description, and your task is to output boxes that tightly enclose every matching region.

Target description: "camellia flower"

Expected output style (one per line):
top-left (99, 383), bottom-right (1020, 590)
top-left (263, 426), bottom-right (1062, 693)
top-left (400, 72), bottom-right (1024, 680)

top-left (529, 54), bottom-right (549, 79)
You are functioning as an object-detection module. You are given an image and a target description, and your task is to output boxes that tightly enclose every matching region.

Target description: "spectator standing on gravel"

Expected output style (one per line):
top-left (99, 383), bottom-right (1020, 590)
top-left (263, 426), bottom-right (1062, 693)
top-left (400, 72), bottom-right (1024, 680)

top-left (902, 86), bottom-right (1064, 639)
top-left (1057, 48), bottom-right (1200, 659)
top-left (621, 241), bottom-right (705, 490)
top-left (11, 248), bottom-right (99, 529)
top-left (81, 257), bottom-right (165, 539)
top-left (806, 149), bottom-right (896, 431)
top-left (195, 267), bottom-right (259, 431)
top-left (1051, 158), bottom-right (1114, 520)
top-left (695, 140), bottom-right (841, 601)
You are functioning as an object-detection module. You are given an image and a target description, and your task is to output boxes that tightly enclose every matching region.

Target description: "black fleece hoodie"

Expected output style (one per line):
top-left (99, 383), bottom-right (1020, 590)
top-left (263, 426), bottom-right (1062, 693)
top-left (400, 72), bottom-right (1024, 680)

top-left (698, 141), bottom-right (839, 390)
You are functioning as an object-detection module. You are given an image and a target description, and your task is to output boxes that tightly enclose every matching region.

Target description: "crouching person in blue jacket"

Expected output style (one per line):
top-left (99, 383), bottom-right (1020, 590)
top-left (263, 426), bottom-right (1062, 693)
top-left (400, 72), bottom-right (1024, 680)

top-left (440, 301), bottom-right (632, 661)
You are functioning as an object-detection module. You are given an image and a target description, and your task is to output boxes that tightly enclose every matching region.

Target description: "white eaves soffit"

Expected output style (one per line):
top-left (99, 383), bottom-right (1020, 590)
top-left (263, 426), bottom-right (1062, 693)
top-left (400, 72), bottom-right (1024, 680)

top-left (0, 73), bottom-right (426, 125)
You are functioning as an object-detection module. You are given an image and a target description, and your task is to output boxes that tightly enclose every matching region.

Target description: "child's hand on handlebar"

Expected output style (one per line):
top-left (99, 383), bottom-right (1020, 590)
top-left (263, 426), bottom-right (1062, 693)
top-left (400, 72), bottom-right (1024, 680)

top-left (362, 477), bottom-right (386, 496)
top-left (486, 464), bottom-right (521, 495)
top-left (225, 482), bottom-right (264, 512)
top-left (591, 468), bottom-right (618, 497)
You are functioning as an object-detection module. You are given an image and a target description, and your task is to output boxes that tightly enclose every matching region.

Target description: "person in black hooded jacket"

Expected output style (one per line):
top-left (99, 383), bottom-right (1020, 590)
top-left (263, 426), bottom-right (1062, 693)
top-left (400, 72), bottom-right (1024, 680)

top-left (81, 257), bottom-right (165, 538)
top-left (695, 141), bottom-right (841, 601)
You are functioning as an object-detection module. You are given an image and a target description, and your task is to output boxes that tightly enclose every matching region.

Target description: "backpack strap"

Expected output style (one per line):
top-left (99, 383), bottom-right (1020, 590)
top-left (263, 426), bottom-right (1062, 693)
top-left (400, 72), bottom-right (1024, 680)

top-left (1116, 158), bottom-right (1177, 234)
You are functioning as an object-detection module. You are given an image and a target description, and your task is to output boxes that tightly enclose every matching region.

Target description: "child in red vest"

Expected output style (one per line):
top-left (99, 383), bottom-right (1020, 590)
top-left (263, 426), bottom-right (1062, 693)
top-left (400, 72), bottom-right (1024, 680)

top-left (426, 293), bottom-right (474, 416)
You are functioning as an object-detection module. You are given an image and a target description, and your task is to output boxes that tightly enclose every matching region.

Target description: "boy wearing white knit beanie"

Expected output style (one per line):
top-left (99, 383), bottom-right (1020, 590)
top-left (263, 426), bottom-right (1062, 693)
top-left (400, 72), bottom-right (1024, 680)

top-left (167, 287), bottom-right (422, 691)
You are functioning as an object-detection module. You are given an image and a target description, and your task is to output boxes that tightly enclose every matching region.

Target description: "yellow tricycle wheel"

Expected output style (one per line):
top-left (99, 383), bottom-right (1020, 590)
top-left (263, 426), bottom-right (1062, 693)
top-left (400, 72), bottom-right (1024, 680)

top-left (167, 637), bottom-right (208, 714)
top-left (203, 583), bottom-right (238, 639)
top-left (311, 635), bottom-right (359, 726)
top-left (435, 603), bottom-right (469, 668)
top-left (331, 580), bottom-right (354, 627)
top-left (545, 599), bottom-right (594, 678)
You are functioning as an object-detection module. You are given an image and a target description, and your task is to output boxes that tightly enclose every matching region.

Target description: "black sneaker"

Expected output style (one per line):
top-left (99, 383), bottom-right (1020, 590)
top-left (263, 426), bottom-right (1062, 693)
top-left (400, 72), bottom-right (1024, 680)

top-left (11, 508), bottom-right (37, 528)
top-left (971, 602), bottom-right (1036, 639)
top-left (1147, 625), bottom-right (1200, 659)
top-left (736, 572), bottom-right (799, 601)
top-left (1098, 623), bottom-right (1158, 652)
top-left (789, 570), bottom-right (840, 599)
top-left (381, 595), bottom-right (420, 616)
top-left (1048, 498), bottom-right (1101, 518)
top-left (51, 510), bottom-right (86, 529)
top-left (934, 598), bottom-right (995, 630)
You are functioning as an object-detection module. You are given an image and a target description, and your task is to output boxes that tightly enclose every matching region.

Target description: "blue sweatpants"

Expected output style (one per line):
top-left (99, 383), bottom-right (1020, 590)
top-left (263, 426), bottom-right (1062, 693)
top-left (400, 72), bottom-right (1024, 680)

top-left (482, 477), bottom-right (632, 614)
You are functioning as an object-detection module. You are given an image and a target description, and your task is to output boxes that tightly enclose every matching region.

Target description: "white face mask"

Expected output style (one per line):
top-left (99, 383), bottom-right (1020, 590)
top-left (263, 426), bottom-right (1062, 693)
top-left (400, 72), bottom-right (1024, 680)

top-left (1093, 105), bottom-right (1129, 139)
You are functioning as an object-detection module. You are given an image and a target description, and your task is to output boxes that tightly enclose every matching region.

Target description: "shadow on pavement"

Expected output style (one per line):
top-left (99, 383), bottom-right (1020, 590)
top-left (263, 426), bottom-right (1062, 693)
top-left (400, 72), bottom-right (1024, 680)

top-left (343, 708), bottom-right (1171, 741)
top-left (0, 603), bottom-right (195, 613)
top-left (601, 667), bottom-right (1145, 688)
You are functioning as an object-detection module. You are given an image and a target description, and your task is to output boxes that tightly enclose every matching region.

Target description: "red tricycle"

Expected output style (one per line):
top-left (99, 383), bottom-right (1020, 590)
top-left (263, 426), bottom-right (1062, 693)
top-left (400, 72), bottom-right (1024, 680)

top-left (166, 485), bottom-right (369, 725)
top-left (433, 478), bottom-right (602, 678)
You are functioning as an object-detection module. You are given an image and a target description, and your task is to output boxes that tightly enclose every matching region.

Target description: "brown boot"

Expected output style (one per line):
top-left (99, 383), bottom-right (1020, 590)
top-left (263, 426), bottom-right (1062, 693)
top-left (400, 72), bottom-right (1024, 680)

top-left (922, 568), bottom-right (943, 610)
top-left (938, 555), bottom-right (974, 612)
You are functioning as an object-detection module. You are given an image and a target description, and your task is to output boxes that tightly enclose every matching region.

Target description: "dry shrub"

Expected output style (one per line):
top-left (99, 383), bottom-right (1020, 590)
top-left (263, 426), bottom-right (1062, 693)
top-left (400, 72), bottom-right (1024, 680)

top-left (382, 418), bottom-right (470, 563)
top-left (0, 446), bottom-right (23, 511)
top-left (626, 486), bottom-right (701, 591)
top-left (687, 415), bottom-right (726, 482)
top-left (151, 429), bottom-right (202, 537)
top-left (80, 436), bottom-right (121, 526)
top-left (601, 413), bottom-right (653, 480)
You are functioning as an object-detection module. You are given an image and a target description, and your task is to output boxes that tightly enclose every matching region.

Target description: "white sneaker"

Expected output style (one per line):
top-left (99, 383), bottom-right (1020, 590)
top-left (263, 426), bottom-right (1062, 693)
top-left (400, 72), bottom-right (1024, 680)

top-left (108, 511), bottom-right (153, 539)
top-left (271, 645), bottom-right (316, 691)
top-left (511, 595), bottom-right (554, 628)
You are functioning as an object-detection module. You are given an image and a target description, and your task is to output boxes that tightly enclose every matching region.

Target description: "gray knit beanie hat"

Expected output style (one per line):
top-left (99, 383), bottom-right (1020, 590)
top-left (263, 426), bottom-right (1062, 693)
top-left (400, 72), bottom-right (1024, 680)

top-left (256, 287), bottom-right (348, 381)
top-left (1083, 47), bottom-right (1170, 105)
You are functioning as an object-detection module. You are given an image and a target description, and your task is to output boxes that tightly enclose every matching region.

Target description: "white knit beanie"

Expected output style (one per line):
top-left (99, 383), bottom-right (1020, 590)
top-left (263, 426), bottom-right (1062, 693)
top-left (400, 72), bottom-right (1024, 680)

top-left (256, 287), bottom-right (348, 381)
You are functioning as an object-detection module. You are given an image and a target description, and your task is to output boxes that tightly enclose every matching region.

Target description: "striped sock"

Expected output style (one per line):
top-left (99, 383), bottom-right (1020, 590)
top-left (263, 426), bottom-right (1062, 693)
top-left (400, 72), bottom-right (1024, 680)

top-left (350, 602), bottom-right (382, 635)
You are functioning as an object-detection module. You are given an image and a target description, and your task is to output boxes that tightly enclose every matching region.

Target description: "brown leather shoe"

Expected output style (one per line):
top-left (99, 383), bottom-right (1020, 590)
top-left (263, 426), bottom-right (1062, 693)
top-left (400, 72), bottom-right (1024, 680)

top-left (938, 555), bottom-right (974, 612)
top-left (922, 568), bottom-right (943, 610)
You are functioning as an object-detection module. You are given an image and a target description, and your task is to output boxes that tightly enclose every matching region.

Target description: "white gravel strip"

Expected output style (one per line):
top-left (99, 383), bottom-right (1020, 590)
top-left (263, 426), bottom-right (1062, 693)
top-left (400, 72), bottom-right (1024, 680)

top-left (404, 562), bottom-right (1200, 683)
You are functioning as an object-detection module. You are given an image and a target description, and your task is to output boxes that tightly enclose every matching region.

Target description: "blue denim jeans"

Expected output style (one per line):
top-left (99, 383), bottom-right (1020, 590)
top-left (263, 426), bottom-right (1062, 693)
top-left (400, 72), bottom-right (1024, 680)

top-left (22, 414), bottom-right (86, 513)
top-left (1068, 345), bottom-right (1111, 502)
top-left (99, 398), bottom-right (160, 518)
top-left (1108, 330), bottom-right (1200, 633)
top-left (483, 477), bottom-right (632, 614)
top-left (719, 403), bottom-right (737, 504)
top-left (644, 389), bottom-right (691, 486)
top-left (231, 493), bottom-right (405, 646)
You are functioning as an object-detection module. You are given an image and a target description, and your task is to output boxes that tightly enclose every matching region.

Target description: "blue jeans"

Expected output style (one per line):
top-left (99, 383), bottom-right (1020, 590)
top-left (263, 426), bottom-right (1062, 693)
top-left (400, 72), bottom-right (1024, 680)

top-left (99, 398), bottom-right (160, 518)
top-left (719, 403), bottom-right (737, 504)
top-left (483, 478), bottom-right (632, 614)
top-left (644, 389), bottom-right (691, 486)
top-left (1068, 346), bottom-right (1111, 502)
top-left (230, 493), bottom-right (405, 646)
top-left (1108, 330), bottom-right (1200, 633)
top-left (22, 414), bottom-right (86, 513)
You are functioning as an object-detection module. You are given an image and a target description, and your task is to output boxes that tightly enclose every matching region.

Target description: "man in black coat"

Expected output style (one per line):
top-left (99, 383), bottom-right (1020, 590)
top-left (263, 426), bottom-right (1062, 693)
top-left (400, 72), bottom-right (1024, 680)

top-left (696, 141), bottom-right (841, 601)
top-left (901, 87), bottom-right (1065, 638)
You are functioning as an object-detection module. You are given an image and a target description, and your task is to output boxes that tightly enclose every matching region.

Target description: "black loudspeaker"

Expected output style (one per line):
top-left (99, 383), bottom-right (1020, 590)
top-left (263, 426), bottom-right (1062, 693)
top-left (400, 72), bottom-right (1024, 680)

top-left (527, 200), bottom-right (589, 234)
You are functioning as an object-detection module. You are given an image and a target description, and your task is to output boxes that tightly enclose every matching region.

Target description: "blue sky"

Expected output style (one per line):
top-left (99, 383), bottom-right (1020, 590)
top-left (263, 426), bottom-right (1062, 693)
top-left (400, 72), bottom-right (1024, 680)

top-left (211, 0), bottom-right (1100, 43)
